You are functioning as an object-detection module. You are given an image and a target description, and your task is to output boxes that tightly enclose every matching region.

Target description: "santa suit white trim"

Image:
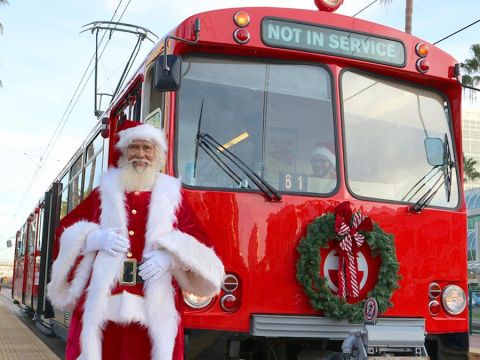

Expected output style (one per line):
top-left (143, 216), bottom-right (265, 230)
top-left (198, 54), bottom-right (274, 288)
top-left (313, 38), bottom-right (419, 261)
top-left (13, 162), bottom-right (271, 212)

top-left (105, 292), bottom-right (147, 324)
top-left (47, 221), bottom-right (99, 310)
top-left (47, 169), bottom-right (225, 360)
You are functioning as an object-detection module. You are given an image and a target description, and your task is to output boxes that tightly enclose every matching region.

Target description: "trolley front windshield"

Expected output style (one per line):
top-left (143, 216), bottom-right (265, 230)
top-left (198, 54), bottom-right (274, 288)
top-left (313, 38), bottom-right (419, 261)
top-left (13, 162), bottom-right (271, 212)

top-left (176, 56), bottom-right (336, 195)
top-left (341, 71), bottom-right (459, 208)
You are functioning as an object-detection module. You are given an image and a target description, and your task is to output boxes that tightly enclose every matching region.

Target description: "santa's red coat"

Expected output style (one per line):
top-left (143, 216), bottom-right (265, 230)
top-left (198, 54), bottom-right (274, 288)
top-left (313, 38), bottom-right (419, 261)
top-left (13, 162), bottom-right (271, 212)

top-left (47, 170), bottom-right (225, 360)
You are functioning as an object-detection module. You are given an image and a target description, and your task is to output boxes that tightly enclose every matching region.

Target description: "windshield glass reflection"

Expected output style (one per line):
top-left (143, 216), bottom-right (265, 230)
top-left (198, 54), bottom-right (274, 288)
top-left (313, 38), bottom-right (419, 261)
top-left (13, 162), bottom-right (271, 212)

top-left (341, 71), bottom-right (458, 208)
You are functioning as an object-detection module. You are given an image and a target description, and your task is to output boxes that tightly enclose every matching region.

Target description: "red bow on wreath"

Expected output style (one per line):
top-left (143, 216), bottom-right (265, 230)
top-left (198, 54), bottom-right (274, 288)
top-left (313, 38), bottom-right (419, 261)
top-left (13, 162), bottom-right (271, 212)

top-left (334, 202), bottom-right (373, 300)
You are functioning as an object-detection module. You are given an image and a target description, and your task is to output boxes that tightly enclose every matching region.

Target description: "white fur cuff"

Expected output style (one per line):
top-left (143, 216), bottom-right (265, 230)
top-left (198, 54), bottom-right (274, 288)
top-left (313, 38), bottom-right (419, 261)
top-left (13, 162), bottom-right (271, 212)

top-left (156, 230), bottom-right (225, 297)
top-left (47, 221), bottom-right (100, 309)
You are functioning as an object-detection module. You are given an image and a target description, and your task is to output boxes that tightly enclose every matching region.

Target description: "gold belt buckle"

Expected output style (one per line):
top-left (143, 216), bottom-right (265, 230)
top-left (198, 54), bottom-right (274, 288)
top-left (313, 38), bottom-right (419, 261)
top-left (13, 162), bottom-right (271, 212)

top-left (119, 259), bottom-right (137, 286)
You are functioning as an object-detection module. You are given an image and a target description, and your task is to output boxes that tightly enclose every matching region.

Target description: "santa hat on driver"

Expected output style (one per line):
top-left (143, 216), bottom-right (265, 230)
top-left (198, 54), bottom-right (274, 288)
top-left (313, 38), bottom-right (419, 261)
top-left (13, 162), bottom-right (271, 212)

top-left (116, 120), bottom-right (167, 153)
top-left (311, 144), bottom-right (335, 165)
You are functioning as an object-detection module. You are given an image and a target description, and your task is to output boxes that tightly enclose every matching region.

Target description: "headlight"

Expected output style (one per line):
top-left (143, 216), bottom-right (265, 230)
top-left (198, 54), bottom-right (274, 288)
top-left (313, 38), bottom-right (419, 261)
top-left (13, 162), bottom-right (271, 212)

top-left (442, 285), bottom-right (466, 315)
top-left (183, 292), bottom-right (213, 309)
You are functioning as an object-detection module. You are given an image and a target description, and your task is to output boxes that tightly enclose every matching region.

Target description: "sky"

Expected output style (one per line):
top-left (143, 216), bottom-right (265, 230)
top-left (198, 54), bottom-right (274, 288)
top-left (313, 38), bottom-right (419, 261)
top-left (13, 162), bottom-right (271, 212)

top-left (0, 0), bottom-right (479, 262)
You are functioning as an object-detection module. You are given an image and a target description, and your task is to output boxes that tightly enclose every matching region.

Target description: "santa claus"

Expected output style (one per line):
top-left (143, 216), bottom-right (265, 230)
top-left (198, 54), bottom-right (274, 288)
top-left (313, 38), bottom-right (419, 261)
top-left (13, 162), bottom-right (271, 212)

top-left (47, 120), bottom-right (225, 360)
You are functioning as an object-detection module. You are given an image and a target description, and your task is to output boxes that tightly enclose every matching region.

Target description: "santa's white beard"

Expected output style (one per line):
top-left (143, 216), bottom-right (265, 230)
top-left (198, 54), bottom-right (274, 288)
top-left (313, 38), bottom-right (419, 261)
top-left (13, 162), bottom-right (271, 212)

top-left (118, 156), bottom-right (162, 192)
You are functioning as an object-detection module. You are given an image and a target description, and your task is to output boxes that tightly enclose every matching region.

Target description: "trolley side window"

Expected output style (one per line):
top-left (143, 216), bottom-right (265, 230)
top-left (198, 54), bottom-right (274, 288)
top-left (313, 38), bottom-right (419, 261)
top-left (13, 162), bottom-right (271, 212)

top-left (84, 133), bottom-right (104, 199)
top-left (176, 57), bottom-right (336, 194)
top-left (19, 224), bottom-right (27, 257)
top-left (59, 172), bottom-right (69, 220)
top-left (27, 216), bottom-right (36, 256)
top-left (68, 155), bottom-right (83, 212)
top-left (115, 83), bottom-right (142, 127)
top-left (143, 64), bottom-right (165, 128)
top-left (37, 205), bottom-right (44, 251)
top-left (16, 226), bottom-right (25, 257)
top-left (341, 71), bottom-right (459, 208)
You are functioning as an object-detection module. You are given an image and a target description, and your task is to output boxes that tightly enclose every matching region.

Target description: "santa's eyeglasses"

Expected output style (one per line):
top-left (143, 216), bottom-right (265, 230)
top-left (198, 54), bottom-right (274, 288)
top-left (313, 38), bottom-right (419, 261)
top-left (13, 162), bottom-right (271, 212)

top-left (127, 143), bottom-right (155, 154)
top-left (311, 157), bottom-right (330, 166)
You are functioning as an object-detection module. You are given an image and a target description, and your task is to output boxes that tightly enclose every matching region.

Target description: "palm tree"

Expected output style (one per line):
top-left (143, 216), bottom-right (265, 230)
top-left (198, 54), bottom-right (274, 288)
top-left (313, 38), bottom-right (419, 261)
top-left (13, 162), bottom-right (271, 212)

top-left (379, 0), bottom-right (414, 34)
top-left (464, 155), bottom-right (480, 183)
top-left (461, 44), bottom-right (480, 101)
top-left (404, 0), bottom-right (413, 34)
top-left (0, 0), bottom-right (7, 38)
top-left (0, 0), bottom-right (8, 88)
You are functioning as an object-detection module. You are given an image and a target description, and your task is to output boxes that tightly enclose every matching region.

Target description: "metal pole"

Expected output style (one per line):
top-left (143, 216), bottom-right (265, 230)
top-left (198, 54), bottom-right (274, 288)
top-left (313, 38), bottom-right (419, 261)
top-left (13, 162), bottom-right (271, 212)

top-left (94, 29), bottom-right (99, 116)
top-left (476, 222), bottom-right (480, 288)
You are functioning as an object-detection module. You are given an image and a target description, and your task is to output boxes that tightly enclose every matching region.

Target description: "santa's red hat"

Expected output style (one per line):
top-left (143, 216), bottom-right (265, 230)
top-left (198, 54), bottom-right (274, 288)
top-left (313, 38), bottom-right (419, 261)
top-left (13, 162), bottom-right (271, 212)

top-left (116, 120), bottom-right (167, 152)
top-left (311, 145), bottom-right (335, 165)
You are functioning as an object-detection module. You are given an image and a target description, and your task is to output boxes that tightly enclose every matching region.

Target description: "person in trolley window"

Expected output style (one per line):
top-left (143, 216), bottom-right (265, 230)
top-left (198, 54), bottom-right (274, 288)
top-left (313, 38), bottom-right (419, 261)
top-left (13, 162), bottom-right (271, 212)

top-left (308, 143), bottom-right (336, 192)
top-left (310, 144), bottom-right (336, 178)
top-left (47, 120), bottom-right (225, 360)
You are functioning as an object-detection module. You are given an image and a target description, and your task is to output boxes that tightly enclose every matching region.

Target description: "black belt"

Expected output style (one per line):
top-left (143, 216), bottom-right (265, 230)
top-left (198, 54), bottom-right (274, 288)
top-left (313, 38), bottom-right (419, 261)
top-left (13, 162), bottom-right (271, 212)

top-left (119, 259), bottom-right (144, 286)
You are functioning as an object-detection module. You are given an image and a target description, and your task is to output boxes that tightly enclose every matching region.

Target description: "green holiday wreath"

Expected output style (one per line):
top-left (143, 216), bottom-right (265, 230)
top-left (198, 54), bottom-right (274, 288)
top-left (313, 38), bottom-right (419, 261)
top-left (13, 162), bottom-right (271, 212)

top-left (296, 205), bottom-right (400, 323)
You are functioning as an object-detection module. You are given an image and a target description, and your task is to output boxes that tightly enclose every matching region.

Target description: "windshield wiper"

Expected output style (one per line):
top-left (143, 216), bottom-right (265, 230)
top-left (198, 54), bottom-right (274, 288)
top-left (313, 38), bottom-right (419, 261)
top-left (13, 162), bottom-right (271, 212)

top-left (192, 100), bottom-right (247, 186)
top-left (193, 99), bottom-right (205, 178)
top-left (197, 135), bottom-right (250, 186)
top-left (191, 100), bottom-right (281, 201)
top-left (403, 134), bottom-right (455, 212)
top-left (197, 132), bottom-right (282, 201)
top-left (402, 166), bottom-right (441, 203)
top-left (442, 134), bottom-right (455, 202)
top-left (407, 166), bottom-right (444, 212)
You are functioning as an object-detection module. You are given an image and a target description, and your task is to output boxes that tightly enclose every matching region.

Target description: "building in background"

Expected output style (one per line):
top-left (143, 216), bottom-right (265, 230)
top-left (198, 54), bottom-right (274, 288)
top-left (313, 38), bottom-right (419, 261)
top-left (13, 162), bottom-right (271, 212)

top-left (0, 261), bottom-right (13, 285)
top-left (466, 188), bottom-right (480, 288)
top-left (467, 189), bottom-right (480, 255)
top-left (462, 109), bottom-right (480, 190)
top-left (463, 110), bottom-right (480, 286)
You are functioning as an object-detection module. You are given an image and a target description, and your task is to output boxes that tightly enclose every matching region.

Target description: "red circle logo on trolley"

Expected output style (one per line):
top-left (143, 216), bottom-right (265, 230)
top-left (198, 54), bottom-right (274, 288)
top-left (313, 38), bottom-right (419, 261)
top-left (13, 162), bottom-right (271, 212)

top-left (319, 241), bottom-right (381, 302)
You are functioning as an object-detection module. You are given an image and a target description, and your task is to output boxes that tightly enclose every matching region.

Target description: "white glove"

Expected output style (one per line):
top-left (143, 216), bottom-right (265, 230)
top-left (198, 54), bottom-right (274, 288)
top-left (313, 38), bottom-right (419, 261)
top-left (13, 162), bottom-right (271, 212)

top-left (84, 228), bottom-right (130, 256)
top-left (138, 250), bottom-right (176, 281)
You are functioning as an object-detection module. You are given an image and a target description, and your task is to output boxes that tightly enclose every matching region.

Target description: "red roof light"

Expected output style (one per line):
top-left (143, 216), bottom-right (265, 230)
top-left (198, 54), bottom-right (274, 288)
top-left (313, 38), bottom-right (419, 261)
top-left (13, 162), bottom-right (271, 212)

top-left (234, 28), bottom-right (250, 44)
top-left (429, 300), bottom-right (441, 316)
top-left (416, 58), bottom-right (430, 73)
top-left (314, 0), bottom-right (344, 12)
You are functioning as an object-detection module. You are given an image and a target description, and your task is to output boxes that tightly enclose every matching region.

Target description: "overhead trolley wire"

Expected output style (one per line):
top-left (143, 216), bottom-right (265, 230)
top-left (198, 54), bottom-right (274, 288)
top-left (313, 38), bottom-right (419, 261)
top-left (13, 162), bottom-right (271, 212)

top-left (38, 0), bottom-right (135, 172)
top-left (9, 0), bottom-right (132, 230)
top-left (352, 0), bottom-right (379, 18)
top-left (351, 0), bottom-right (479, 46)
top-left (118, 0), bottom-right (132, 20)
top-left (40, 0), bottom-right (129, 167)
top-left (433, 19), bottom-right (480, 45)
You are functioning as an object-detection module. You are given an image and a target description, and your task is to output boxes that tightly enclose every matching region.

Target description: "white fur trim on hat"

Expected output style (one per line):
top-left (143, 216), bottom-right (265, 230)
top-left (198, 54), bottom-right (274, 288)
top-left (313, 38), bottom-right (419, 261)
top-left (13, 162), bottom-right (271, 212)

top-left (116, 123), bottom-right (167, 152)
top-left (312, 146), bottom-right (335, 165)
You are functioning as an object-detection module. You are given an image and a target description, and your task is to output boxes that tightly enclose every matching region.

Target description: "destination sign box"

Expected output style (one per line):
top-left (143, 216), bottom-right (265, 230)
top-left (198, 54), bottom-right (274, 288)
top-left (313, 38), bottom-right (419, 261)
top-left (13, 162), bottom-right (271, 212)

top-left (262, 18), bottom-right (405, 67)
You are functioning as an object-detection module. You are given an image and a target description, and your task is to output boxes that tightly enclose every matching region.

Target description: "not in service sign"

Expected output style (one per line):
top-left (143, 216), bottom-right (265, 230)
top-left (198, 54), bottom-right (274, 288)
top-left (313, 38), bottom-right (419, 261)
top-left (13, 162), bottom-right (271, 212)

top-left (262, 18), bottom-right (405, 67)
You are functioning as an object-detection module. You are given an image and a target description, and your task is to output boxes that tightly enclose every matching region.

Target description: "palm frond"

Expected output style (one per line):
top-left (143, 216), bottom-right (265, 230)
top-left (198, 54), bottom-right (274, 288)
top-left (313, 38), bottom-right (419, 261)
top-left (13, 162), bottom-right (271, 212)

top-left (460, 44), bottom-right (480, 101)
top-left (463, 59), bottom-right (480, 74)
top-left (464, 155), bottom-right (480, 182)
top-left (0, 0), bottom-right (8, 35)
top-left (471, 44), bottom-right (480, 59)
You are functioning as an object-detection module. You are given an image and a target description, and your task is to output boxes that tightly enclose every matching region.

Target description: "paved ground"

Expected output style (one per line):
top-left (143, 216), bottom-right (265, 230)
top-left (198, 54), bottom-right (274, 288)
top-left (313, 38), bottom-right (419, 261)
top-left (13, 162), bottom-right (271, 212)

top-left (472, 333), bottom-right (480, 348)
top-left (0, 287), bottom-right (65, 359)
top-left (0, 292), bottom-right (59, 359)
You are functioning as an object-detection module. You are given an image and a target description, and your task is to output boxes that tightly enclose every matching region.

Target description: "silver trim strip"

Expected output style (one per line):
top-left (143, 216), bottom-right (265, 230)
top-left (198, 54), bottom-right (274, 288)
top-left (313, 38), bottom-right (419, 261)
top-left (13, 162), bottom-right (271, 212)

top-left (250, 314), bottom-right (425, 339)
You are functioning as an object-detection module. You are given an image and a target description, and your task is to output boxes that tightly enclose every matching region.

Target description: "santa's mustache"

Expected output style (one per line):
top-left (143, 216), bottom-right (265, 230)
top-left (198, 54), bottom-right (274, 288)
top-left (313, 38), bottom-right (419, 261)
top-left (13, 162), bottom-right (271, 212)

top-left (128, 158), bottom-right (153, 165)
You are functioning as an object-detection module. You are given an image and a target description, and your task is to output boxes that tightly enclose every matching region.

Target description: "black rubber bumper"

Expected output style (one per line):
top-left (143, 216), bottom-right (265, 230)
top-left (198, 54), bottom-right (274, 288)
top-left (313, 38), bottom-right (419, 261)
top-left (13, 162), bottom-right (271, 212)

top-left (425, 332), bottom-right (469, 360)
